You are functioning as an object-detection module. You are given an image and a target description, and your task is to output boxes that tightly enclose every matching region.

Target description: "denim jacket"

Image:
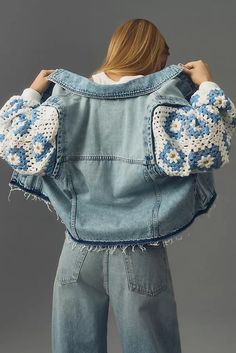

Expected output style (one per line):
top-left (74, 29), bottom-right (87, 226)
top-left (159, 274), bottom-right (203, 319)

top-left (1, 63), bottom-right (236, 251)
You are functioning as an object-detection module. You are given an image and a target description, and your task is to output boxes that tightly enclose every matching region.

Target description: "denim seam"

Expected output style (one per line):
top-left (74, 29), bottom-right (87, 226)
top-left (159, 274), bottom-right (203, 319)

top-left (151, 179), bottom-right (162, 238)
top-left (67, 167), bottom-right (79, 237)
top-left (143, 99), bottom-right (158, 167)
top-left (102, 252), bottom-right (109, 295)
top-left (195, 173), bottom-right (213, 202)
top-left (143, 96), bottom-right (195, 173)
top-left (64, 190), bottom-right (217, 246)
top-left (48, 68), bottom-right (182, 98)
top-left (62, 155), bottom-right (144, 164)
top-left (9, 178), bottom-right (50, 202)
top-left (56, 249), bottom-right (88, 285)
top-left (123, 248), bottom-right (168, 296)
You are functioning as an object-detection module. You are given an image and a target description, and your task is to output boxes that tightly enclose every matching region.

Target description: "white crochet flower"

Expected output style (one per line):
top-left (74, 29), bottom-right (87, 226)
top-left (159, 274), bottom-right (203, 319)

top-left (166, 149), bottom-right (179, 163)
top-left (206, 105), bottom-right (219, 115)
top-left (33, 141), bottom-right (44, 154)
top-left (170, 119), bottom-right (181, 133)
top-left (214, 95), bottom-right (228, 109)
top-left (7, 152), bottom-right (20, 165)
top-left (197, 154), bottom-right (215, 169)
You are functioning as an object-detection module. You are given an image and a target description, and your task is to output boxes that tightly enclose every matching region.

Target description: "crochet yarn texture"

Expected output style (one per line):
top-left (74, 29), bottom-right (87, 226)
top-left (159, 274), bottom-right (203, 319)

top-left (0, 95), bottom-right (59, 175)
top-left (0, 81), bottom-right (236, 178)
top-left (152, 82), bottom-right (236, 176)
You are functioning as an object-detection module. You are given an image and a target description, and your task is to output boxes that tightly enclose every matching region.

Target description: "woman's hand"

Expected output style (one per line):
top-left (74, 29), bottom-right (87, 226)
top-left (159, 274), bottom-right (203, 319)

top-left (181, 60), bottom-right (213, 86)
top-left (30, 69), bottom-right (55, 95)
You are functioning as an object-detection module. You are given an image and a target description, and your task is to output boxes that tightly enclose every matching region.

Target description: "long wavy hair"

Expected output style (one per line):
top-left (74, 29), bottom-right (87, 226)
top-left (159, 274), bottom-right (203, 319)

top-left (90, 18), bottom-right (170, 78)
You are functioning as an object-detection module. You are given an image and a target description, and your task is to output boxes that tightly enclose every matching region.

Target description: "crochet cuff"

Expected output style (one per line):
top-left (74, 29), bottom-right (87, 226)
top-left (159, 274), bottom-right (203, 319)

top-left (21, 88), bottom-right (42, 103)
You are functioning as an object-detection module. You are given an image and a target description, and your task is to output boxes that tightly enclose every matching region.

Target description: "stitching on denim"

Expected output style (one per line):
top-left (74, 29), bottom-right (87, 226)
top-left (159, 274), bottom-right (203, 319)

top-left (56, 248), bottom-right (88, 285)
top-left (67, 165), bottom-right (78, 237)
top-left (105, 252), bottom-right (109, 295)
top-left (143, 165), bottom-right (152, 183)
top-left (48, 67), bottom-right (182, 98)
top-left (123, 247), bottom-right (168, 296)
top-left (143, 98), bottom-right (160, 167)
top-left (8, 178), bottom-right (50, 201)
top-left (150, 177), bottom-right (162, 236)
top-left (143, 94), bottom-right (199, 173)
top-left (63, 155), bottom-right (144, 164)
top-left (64, 190), bottom-right (217, 252)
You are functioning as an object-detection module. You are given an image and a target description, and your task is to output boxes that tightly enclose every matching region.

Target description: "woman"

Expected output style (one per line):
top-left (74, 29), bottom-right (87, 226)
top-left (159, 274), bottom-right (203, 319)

top-left (1, 18), bottom-right (235, 353)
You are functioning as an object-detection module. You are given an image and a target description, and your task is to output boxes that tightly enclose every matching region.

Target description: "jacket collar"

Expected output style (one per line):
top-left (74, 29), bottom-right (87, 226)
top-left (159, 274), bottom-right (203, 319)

top-left (46, 64), bottom-right (185, 99)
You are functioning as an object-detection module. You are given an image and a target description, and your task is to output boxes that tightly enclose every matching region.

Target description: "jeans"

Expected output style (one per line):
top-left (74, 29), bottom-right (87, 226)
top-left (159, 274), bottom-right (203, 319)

top-left (51, 235), bottom-right (182, 353)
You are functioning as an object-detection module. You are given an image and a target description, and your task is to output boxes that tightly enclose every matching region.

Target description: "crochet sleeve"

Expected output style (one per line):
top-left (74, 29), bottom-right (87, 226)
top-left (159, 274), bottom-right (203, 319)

top-left (0, 88), bottom-right (59, 176)
top-left (152, 81), bottom-right (236, 177)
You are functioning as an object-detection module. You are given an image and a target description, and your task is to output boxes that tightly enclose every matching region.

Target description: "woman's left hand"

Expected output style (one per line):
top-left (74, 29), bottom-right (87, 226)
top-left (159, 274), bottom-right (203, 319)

top-left (30, 69), bottom-right (55, 95)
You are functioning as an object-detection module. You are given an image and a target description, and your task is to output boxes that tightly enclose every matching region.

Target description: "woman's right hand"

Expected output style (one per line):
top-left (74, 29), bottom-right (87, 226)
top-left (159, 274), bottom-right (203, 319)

top-left (30, 69), bottom-right (55, 95)
top-left (181, 60), bottom-right (214, 86)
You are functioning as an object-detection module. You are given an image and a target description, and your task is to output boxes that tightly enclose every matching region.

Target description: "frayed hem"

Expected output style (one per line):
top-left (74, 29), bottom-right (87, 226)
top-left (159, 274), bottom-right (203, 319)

top-left (7, 184), bottom-right (66, 225)
top-left (64, 231), bottom-right (155, 254)
top-left (8, 182), bottom-right (217, 254)
top-left (64, 230), bottom-right (187, 254)
top-left (64, 196), bottom-right (217, 254)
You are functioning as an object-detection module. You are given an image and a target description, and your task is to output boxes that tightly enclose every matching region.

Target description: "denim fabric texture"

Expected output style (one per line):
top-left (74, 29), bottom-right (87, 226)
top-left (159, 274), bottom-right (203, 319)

top-left (51, 232), bottom-right (182, 353)
top-left (6, 63), bottom-right (220, 252)
top-left (3, 63), bottom-right (232, 352)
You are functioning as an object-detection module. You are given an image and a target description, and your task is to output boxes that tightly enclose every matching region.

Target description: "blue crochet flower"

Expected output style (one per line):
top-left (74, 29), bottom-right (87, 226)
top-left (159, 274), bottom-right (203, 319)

top-left (2, 98), bottom-right (25, 120)
top-left (197, 105), bottom-right (222, 123)
top-left (30, 109), bottom-right (43, 125)
top-left (11, 113), bottom-right (32, 136)
top-left (2, 97), bottom-right (39, 121)
top-left (207, 88), bottom-right (225, 105)
top-left (163, 105), bottom-right (211, 140)
top-left (187, 116), bottom-right (210, 138)
top-left (9, 97), bottom-right (24, 107)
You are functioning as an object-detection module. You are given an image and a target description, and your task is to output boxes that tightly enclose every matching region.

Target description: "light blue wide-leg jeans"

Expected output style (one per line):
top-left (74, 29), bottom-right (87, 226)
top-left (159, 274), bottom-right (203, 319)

top-left (51, 235), bottom-right (182, 353)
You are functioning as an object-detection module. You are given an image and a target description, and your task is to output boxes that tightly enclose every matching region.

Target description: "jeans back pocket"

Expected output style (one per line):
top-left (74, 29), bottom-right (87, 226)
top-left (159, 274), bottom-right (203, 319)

top-left (55, 239), bottom-right (89, 285)
top-left (123, 243), bottom-right (168, 296)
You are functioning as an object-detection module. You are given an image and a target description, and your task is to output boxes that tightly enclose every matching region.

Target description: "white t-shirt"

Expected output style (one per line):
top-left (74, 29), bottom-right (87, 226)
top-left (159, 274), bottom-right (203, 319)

top-left (91, 71), bottom-right (144, 84)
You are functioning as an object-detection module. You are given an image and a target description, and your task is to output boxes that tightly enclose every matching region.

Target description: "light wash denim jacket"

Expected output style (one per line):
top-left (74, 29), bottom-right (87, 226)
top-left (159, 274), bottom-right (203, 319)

top-left (1, 63), bottom-right (236, 252)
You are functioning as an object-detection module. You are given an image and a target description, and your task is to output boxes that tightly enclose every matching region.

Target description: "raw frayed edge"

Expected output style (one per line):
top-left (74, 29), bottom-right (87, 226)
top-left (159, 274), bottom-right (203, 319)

top-left (7, 185), bottom-right (65, 225)
top-left (64, 232), bottom-right (156, 254)
top-left (64, 230), bottom-right (185, 254)
top-left (64, 231), bottom-right (185, 254)
top-left (64, 197), bottom-right (218, 254)
top-left (8, 184), bottom-right (218, 254)
top-left (160, 195), bottom-right (218, 247)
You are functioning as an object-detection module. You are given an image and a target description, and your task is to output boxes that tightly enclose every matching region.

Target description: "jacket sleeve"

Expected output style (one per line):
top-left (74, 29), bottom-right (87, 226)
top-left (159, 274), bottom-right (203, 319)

top-left (152, 81), bottom-right (236, 177)
top-left (0, 87), bottom-right (59, 176)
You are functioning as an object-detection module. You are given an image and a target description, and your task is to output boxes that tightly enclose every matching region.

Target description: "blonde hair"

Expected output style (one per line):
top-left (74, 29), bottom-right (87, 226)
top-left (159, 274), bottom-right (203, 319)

top-left (90, 18), bottom-right (170, 78)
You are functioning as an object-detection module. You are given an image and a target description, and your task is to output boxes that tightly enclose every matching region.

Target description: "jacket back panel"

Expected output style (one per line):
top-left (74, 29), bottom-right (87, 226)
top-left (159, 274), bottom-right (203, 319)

top-left (8, 65), bottom-right (217, 246)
